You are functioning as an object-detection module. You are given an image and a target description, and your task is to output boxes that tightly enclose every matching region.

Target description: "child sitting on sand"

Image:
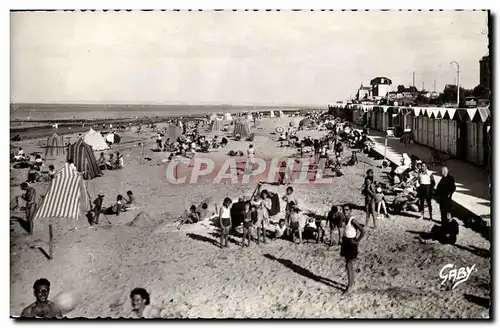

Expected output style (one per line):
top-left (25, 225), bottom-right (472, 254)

top-left (186, 205), bottom-right (200, 224)
top-left (103, 195), bottom-right (127, 216)
top-left (274, 219), bottom-right (287, 239)
top-left (125, 190), bottom-right (135, 206)
top-left (48, 165), bottom-right (56, 181)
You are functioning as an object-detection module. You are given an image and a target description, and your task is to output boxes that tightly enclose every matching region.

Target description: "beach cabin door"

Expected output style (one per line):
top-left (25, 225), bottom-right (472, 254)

top-left (466, 122), bottom-right (477, 164)
top-left (476, 122), bottom-right (484, 166)
top-left (448, 120), bottom-right (457, 156)
top-left (440, 119), bottom-right (449, 153)
top-left (433, 119), bottom-right (441, 150)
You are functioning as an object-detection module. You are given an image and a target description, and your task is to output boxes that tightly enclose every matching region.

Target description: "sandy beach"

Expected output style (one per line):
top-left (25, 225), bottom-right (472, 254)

top-left (9, 116), bottom-right (490, 318)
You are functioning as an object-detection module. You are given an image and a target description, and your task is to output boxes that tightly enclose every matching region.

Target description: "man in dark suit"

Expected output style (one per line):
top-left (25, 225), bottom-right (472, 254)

top-left (435, 166), bottom-right (456, 222)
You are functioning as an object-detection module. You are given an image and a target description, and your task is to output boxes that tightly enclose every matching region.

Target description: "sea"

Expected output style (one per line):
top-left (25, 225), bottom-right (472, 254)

top-left (10, 103), bottom-right (323, 121)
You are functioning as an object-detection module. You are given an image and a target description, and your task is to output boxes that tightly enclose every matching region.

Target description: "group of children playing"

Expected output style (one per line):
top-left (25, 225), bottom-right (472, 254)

top-left (97, 152), bottom-right (124, 170)
top-left (90, 190), bottom-right (135, 225)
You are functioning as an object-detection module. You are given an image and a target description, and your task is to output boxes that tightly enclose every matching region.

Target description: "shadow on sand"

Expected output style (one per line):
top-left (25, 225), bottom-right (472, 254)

top-left (453, 244), bottom-right (490, 259)
top-left (464, 294), bottom-right (490, 309)
top-left (263, 253), bottom-right (344, 291)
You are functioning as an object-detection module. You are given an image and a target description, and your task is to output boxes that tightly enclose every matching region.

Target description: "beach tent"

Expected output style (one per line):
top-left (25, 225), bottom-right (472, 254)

top-left (67, 138), bottom-right (102, 180)
top-left (278, 110), bottom-right (286, 118)
top-left (210, 120), bottom-right (225, 132)
top-left (165, 124), bottom-right (182, 142)
top-left (34, 163), bottom-right (88, 224)
top-left (270, 110), bottom-right (275, 118)
top-left (45, 133), bottom-right (66, 158)
top-left (84, 128), bottom-right (109, 151)
top-left (224, 113), bottom-right (233, 121)
top-left (233, 120), bottom-right (251, 138)
top-left (209, 113), bottom-right (218, 121)
top-left (246, 113), bottom-right (253, 121)
top-left (105, 132), bottom-right (121, 144)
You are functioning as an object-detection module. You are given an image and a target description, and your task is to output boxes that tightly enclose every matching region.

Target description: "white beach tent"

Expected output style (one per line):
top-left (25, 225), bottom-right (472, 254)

top-left (84, 128), bottom-right (109, 151)
top-left (246, 113), bottom-right (253, 121)
top-left (209, 113), bottom-right (218, 121)
top-left (278, 110), bottom-right (286, 118)
top-left (270, 110), bottom-right (275, 118)
top-left (224, 113), bottom-right (233, 121)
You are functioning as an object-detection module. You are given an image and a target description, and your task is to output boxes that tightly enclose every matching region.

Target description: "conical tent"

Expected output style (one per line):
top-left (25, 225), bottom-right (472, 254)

top-left (270, 110), bottom-right (275, 118)
top-left (246, 113), bottom-right (253, 121)
top-left (278, 110), bottom-right (286, 117)
top-left (211, 120), bottom-right (225, 132)
top-left (34, 163), bottom-right (88, 224)
top-left (67, 139), bottom-right (102, 180)
top-left (45, 133), bottom-right (66, 158)
top-left (224, 113), bottom-right (233, 121)
top-left (233, 120), bottom-right (251, 138)
top-left (165, 124), bottom-right (182, 142)
top-left (84, 128), bottom-right (109, 151)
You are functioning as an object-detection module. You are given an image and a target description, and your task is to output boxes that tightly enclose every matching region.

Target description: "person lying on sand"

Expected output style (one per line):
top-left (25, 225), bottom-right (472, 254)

top-left (417, 212), bottom-right (459, 245)
top-left (129, 288), bottom-right (161, 318)
top-left (103, 195), bottom-right (126, 216)
top-left (21, 278), bottom-right (62, 318)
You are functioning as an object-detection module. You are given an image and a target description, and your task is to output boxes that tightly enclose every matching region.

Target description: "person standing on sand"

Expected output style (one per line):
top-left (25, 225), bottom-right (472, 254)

top-left (241, 203), bottom-right (254, 248)
top-left (435, 166), bottom-right (456, 223)
top-left (219, 197), bottom-right (232, 248)
top-left (19, 182), bottom-right (36, 235)
top-left (417, 163), bottom-right (435, 221)
top-left (21, 278), bottom-right (62, 318)
top-left (129, 288), bottom-right (161, 318)
top-left (326, 205), bottom-right (345, 246)
top-left (340, 204), bottom-right (365, 295)
top-left (362, 176), bottom-right (377, 228)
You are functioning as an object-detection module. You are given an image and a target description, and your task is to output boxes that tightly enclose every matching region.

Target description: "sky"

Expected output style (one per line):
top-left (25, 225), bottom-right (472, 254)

top-left (10, 10), bottom-right (489, 106)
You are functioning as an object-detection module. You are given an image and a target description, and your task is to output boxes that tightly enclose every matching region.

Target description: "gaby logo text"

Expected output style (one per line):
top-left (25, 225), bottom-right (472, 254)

top-left (439, 263), bottom-right (476, 289)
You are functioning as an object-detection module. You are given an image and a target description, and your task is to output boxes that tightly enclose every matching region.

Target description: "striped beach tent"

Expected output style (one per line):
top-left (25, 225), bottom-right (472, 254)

top-left (45, 133), bottom-right (66, 158)
top-left (165, 124), bottom-right (182, 142)
top-left (34, 163), bottom-right (87, 222)
top-left (67, 138), bottom-right (102, 180)
top-left (210, 120), bottom-right (225, 132)
top-left (233, 120), bottom-right (251, 138)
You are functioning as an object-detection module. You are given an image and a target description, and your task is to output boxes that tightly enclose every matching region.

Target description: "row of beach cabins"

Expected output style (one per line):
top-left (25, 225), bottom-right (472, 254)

top-left (329, 104), bottom-right (491, 170)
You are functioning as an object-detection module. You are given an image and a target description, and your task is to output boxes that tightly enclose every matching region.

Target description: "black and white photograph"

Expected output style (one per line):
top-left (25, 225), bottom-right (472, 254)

top-left (8, 8), bottom-right (492, 319)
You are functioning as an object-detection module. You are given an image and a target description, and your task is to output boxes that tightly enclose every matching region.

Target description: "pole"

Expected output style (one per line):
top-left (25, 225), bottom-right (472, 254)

top-left (384, 136), bottom-right (388, 161)
top-left (433, 80), bottom-right (436, 92)
top-left (49, 224), bottom-right (53, 260)
top-left (450, 61), bottom-right (460, 107)
top-left (412, 72), bottom-right (415, 95)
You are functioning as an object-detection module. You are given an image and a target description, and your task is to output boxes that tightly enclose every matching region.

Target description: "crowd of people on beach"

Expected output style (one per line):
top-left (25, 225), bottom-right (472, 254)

top-left (12, 111), bottom-right (465, 318)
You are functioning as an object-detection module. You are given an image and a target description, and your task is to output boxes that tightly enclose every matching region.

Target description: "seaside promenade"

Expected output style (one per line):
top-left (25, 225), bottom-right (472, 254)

top-left (366, 129), bottom-right (490, 220)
